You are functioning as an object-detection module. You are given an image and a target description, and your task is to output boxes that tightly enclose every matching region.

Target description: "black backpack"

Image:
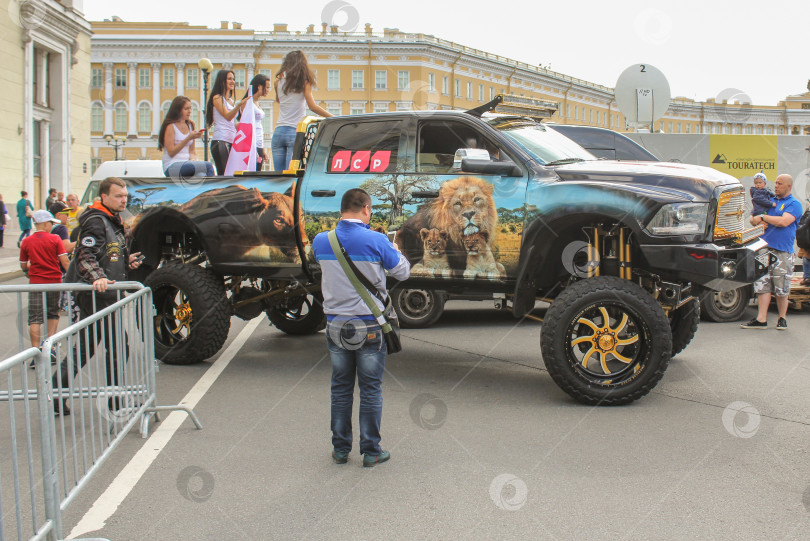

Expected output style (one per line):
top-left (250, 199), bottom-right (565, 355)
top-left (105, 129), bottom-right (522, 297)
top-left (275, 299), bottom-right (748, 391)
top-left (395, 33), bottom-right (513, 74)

top-left (796, 208), bottom-right (810, 251)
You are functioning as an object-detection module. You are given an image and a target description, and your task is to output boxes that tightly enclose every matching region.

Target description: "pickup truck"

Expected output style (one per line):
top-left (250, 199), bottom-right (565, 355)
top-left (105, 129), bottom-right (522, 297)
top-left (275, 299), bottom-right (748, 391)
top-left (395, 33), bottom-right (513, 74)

top-left (106, 95), bottom-right (768, 405)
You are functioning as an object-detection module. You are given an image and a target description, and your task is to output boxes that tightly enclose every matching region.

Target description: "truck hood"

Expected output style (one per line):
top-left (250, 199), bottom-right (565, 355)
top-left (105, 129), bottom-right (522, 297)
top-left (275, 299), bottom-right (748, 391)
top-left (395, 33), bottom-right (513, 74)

top-left (553, 160), bottom-right (740, 201)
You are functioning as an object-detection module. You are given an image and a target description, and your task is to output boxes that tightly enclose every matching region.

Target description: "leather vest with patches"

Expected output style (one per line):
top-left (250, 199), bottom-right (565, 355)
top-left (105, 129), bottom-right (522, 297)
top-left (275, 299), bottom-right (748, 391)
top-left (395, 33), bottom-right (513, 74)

top-left (85, 214), bottom-right (128, 282)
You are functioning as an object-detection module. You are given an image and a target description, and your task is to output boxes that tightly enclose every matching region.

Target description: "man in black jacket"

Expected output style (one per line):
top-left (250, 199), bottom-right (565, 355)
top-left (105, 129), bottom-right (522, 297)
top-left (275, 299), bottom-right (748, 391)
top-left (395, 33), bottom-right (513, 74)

top-left (53, 178), bottom-right (142, 415)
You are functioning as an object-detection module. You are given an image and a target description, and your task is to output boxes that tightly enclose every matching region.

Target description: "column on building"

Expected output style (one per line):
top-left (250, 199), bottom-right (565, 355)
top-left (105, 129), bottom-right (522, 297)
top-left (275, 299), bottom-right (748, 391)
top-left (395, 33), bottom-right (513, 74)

top-left (36, 49), bottom-right (48, 105)
top-left (127, 62), bottom-right (137, 137)
top-left (247, 63), bottom-right (255, 86)
top-left (151, 62), bottom-right (161, 136)
top-left (176, 62), bottom-right (185, 96)
top-left (104, 62), bottom-right (113, 134)
top-left (41, 120), bottom-right (50, 198)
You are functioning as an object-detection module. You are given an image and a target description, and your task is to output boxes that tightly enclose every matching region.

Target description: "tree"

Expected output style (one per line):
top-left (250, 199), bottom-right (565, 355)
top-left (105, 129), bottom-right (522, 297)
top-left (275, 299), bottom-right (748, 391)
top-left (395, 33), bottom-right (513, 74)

top-left (360, 160), bottom-right (438, 225)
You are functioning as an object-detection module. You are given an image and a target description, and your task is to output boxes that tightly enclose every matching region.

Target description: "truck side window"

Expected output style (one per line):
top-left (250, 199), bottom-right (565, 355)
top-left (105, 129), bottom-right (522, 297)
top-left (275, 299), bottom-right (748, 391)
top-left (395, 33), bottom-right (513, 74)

top-left (417, 120), bottom-right (504, 173)
top-left (327, 121), bottom-right (402, 174)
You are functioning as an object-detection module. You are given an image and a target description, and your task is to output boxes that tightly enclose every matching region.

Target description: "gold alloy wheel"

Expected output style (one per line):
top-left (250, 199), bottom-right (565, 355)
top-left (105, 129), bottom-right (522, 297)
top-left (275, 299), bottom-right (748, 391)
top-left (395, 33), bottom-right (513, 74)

top-left (570, 306), bottom-right (640, 376)
top-left (155, 291), bottom-right (193, 343)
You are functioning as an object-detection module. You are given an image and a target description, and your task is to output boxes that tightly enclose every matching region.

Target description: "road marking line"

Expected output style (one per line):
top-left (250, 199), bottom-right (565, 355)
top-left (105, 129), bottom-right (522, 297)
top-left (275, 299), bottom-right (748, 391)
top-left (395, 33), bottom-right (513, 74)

top-left (68, 317), bottom-right (262, 539)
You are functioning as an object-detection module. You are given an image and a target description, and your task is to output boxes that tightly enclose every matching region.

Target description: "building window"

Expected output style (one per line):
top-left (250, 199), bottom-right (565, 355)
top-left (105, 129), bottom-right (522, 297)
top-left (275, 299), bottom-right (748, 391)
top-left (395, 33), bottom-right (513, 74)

top-left (191, 102), bottom-right (200, 128)
top-left (455, 79), bottom-right (461, 97)
top-left (137, 68), bottom-right (149, 88)
top-left (162, 68), bottom-right (174, 89)
top-left (186, 68), bottom-right (199, 89)
top-left (91, 157), bottom-right (101, 174)
top-left (398, 71), bottom-right (410, 91)
top-left (490, 87), bottom-right (494, 100)
top-left (574, 106), bottom-right (578, 120)
top-left (114, 103), bottom-right (127, 132)
top-left (33, 121), bottom-right (41, 177)
top-left (442, 76), bottom-right (449, 95)
top-left (91, 103), bottom-right (103, 132)
top-left (352, 70), bottom-right (364, 89)
top-left (396, 102), bottom-right (411, 111)
top-left (589, 109), bottom-right (593, 123)
top-left (669, 122), bottom-right (674, 133)
top-left (327, 103), bottom-right (342, 116)
top-left (375, 70), bottom-right (386, 90)
top-left (686, 124), bottom-right (691, 134)
top-left (162, 102), bottom-right (170, 122)
top-left (373, 102), bottom-right (388, 113)
top-left (259, 69), bottom-right (272, 78)
top-left (428, 73), bottom-right (435, 92)
top-left (466, 82), bottom-right (472, 100)
top-left (114, 68), bottom-right (127, 88)
top-left (138, 103), bottom-right (151, 132)
top-left (328, 69), bottom-right (340, 90)
top-left (91, 68), bottom-right (103, 88)
top-left (350, 105), bottom-right (365, 115)
top-left (233, 69), bottom-right (245, 88)
top-left (479, 84), bottom-right (484, 102)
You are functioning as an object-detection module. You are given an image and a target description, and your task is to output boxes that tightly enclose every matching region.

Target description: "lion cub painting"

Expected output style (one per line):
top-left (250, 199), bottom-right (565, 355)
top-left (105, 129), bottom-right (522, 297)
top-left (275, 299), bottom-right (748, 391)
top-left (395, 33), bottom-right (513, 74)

top-left (462, 231), bottom-right (506, 280)
top-left (411, 228), bottom-right (451, 277)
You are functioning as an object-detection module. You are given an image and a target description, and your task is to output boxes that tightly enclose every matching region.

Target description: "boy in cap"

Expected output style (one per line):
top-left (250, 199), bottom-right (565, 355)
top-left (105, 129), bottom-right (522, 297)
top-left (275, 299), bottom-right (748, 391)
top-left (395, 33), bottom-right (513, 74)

top-left (19, 210), bottom-right (70, 351)
top-left (750, 172), bottom-right (775, 217)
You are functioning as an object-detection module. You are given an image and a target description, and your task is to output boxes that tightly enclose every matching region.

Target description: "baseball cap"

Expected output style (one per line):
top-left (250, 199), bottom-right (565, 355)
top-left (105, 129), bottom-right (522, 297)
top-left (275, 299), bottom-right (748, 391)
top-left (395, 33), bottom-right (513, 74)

top-left (48, 201), bottom-right (67, 215)
top-left (753, 172), bottom-right (767, 181)
top-left (32, 210), bottom-right (61, 224)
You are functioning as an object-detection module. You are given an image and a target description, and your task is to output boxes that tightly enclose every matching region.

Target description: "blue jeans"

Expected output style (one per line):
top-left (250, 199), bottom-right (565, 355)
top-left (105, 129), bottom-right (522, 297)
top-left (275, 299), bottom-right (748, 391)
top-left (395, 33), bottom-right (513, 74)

top-left (164, 160), bottom-right (215, 179)
top-left (271, 125), bottom-right (297, 171)
top-left (18, 229), bottom-right (30, 244)
top-left (804, 257), bottom-right (810, 279)
top-left (326, 319), bottom-right (386, 455)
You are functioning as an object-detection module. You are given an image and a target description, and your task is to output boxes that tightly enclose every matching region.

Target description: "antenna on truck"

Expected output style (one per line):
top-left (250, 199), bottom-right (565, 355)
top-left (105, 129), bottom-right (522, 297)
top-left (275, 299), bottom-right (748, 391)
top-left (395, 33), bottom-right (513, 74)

top-left (465, 94), bottom-right (558, 121)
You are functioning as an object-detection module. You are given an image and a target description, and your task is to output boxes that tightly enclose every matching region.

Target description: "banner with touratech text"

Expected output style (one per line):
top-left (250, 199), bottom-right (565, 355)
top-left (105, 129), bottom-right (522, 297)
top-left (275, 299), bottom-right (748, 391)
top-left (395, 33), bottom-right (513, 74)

top-left (708, 135), bottom-right (778, 181)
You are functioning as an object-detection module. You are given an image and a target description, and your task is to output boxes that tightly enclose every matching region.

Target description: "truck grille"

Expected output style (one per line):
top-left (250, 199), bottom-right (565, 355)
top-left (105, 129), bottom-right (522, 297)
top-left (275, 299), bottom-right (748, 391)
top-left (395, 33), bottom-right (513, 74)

top-left (713, 188), bottom-right (745, 242)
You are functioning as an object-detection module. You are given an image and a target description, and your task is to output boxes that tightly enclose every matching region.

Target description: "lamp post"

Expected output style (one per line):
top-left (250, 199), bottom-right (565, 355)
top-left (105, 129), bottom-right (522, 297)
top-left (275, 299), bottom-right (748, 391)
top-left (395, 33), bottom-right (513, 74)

top-left (199, 58), bottom-right (213, 162)
top-left (104, 134), bottom-right (126, 161)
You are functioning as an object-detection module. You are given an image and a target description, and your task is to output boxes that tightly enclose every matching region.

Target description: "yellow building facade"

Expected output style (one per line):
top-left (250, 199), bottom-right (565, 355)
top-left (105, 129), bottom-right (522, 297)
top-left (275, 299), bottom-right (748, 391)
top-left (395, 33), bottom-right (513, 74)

top-left (2, 0), bottom-right (92, 211)
top-left (89, 20), bottom-right (810, 170)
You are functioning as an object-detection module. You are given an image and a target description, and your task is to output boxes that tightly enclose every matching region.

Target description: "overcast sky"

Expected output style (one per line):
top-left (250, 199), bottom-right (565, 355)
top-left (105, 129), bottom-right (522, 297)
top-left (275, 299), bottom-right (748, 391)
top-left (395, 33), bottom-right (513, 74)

top-left (83, 0), bottom-right (807, 107)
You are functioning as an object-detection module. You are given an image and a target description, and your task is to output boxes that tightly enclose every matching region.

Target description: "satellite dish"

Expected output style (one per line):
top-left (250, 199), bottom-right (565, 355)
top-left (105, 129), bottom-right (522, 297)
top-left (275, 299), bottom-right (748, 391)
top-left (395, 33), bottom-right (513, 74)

top-left (614, 63), bottom-right (671, 131)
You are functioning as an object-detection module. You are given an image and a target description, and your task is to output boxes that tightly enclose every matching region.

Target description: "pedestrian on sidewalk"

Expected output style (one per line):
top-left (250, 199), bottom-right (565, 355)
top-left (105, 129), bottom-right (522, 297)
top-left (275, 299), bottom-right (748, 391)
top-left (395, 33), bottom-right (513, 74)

top-left (64, 193), bottom-right (84, 236)
top-left (16, 191), bottom-right (34, 247)
top-left (312, 188), bottom-right (410, 467)
top-left (19, 210), bottom-right (70, 351)
top-left (0, 194), bottom-right (8, 248)
top-left (45, 188), bottom-right (57, 209)
top-left (741, 174), bottom-right (803, 330)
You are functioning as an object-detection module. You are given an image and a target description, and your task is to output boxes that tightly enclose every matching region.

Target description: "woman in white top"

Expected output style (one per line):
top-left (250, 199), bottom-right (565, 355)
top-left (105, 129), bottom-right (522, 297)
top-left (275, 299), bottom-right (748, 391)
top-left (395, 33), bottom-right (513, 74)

top-left (158, 96), bottom-right (215, 178)
top-left (205, 70), bottom-right (249, 175)
top-left (272, 50), bottom-right (332, 171)
top-left (238, 74), bottom-right (271, 171)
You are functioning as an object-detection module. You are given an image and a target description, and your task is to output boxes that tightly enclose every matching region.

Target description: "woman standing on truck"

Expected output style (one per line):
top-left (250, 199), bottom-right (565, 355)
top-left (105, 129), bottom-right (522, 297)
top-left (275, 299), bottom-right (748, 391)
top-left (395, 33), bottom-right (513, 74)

top-left (206, 70), bottom-right (248, 175)
top-left (159, 96), bottom-right (215, 178)
top-left (239, 74), bottom-right (271, 171)
top-left (272, 50), bottom-right (332, 171)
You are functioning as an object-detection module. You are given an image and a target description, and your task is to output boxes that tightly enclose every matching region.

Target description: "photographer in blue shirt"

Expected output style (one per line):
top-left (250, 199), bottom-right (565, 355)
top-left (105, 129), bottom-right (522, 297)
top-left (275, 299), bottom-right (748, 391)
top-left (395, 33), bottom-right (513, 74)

top-left (741, 174), bottom-right (803, 330)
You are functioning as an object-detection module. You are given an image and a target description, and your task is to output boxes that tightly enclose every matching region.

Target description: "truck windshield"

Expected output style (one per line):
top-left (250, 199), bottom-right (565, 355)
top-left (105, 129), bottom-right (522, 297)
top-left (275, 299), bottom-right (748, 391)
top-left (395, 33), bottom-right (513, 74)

top-left (486, 117), bottom-right (595, 165)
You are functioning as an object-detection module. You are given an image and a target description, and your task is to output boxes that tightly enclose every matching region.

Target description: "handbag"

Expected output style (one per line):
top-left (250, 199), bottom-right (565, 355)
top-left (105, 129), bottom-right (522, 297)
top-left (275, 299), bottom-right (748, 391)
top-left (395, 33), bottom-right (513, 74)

top-left (327, 230), bottom-right (402, 354)
top-left (25, 203), bottom-right (33, 218)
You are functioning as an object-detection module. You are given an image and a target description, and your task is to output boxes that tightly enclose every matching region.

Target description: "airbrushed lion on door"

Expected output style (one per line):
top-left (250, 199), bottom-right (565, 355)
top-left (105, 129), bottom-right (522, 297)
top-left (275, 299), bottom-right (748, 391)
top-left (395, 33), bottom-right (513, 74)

top-left (395, 176), bottom-right (504, 280)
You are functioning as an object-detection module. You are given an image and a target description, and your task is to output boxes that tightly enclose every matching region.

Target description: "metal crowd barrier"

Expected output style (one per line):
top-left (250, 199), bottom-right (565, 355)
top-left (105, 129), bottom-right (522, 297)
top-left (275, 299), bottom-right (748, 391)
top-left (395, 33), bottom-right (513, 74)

top-left (0, 282), bottom-right (202, 541)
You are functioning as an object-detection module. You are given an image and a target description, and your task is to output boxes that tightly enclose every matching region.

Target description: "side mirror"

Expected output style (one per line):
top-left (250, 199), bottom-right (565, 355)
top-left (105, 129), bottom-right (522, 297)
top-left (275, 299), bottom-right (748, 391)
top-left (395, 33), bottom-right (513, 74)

top-left (461, 158), bottom-right (522, 177)
top-left (452, 148), bottom-right (490, 170)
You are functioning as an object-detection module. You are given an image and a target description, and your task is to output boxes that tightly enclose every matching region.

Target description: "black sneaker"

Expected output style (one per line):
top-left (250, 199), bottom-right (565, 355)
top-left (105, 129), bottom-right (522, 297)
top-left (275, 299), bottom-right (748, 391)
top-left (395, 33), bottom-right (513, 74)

top-left (332, 450), bottom-right (349, 464)
top-left (740, 318), bottom-right (767, 329)
top-left (776, 317), bottom-right (787, 330)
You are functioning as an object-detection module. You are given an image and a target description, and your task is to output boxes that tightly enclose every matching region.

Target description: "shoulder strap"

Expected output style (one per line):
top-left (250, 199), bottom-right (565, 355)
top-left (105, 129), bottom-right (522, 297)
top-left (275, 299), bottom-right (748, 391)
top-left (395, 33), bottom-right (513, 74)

top-left (327, 229), bottom-right (392, 332)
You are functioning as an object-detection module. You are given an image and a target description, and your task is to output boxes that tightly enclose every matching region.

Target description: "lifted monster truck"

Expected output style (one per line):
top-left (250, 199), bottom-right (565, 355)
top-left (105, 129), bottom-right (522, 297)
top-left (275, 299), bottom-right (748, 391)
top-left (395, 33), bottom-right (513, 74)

top-left (106, 95), bottom-right (768, 405)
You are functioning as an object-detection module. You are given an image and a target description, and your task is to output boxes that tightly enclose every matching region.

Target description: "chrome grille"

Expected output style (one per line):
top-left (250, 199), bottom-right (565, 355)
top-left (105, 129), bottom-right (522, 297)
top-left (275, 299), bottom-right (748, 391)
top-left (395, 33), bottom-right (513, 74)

top-left (714, 188), bottom-right (745, 241)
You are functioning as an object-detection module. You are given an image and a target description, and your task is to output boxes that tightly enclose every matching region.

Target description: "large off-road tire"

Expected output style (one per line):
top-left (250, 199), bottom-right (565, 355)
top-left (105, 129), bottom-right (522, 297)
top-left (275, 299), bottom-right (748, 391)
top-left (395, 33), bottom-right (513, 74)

top-left (391, 288), bottom-right (445, 328)
top-left (698, 285), bottom-right (750, 322)
top-left (144, 263), bottom-right (231, 365)
top-left (540, 276), bottom-right (672, 405)
top-left (266, 292), bottom-right (326, 335)
top-left (670, 298), bottom-right (700, 358)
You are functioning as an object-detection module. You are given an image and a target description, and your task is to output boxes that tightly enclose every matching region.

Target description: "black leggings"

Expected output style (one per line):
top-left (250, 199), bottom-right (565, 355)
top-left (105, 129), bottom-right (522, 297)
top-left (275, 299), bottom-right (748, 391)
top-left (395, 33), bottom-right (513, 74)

top-left (210, 140), bottom-right (232, 175)
top-left (256, 147), bottom-right (265, 171)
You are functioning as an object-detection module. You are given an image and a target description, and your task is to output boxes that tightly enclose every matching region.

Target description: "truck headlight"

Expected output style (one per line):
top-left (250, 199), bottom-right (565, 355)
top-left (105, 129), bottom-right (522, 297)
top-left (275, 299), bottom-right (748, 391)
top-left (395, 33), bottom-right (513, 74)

top-left (646, 203), bottom-right (709, 236)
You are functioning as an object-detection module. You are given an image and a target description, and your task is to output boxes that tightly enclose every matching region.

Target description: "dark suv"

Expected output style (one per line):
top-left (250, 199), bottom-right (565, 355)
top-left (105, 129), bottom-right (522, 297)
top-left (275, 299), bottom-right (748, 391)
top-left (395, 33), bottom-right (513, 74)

top-left (547, 124), bottom-right (659, 161)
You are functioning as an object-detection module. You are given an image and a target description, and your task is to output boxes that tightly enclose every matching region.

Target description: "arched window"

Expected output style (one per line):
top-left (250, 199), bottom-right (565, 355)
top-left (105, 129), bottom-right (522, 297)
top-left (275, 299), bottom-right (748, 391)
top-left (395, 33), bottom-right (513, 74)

top-left (91, 103), bottom-right (103, 132)
top-left (138, 102), bottom-right (151, 133)
top-left (114, 103), bottom-right (127, 133)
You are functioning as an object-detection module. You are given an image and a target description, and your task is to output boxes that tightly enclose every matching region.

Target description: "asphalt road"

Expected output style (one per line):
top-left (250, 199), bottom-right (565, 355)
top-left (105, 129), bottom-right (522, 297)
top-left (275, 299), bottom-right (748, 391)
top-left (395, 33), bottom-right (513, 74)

top-left (1, 276), bottom-right (809, 540)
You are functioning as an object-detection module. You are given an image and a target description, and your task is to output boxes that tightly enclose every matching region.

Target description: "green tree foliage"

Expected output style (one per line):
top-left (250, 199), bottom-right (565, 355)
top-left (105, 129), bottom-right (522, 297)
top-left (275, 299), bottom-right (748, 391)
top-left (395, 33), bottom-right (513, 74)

top-left (360, 160), bottom-right (438, 225)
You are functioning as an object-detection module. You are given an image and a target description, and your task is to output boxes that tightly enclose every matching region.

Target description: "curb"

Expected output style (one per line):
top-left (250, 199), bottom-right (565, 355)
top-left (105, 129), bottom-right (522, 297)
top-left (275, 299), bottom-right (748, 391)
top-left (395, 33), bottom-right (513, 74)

top-left (0, 270), bottom-right (24, 282)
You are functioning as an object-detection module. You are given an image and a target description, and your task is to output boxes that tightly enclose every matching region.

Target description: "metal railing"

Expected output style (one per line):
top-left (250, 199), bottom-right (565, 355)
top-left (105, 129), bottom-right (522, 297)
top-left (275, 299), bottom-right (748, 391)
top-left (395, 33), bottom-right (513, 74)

top-left (0, 283), bottom-right (202, 541)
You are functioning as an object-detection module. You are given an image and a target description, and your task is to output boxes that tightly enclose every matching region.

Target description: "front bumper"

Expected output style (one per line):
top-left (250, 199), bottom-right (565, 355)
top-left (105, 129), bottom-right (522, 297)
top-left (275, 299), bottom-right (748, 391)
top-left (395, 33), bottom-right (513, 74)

top-left (637, 239), bottom-right (770, 292)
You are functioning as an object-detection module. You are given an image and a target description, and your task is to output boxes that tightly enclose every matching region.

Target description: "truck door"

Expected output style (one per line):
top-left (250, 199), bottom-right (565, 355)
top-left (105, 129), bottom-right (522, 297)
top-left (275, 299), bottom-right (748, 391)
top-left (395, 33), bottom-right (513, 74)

top-left (393, 118), bottom-right (528, 282)
top-left (301, 119), bottom-right (407, 257)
